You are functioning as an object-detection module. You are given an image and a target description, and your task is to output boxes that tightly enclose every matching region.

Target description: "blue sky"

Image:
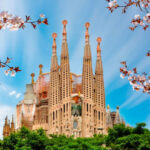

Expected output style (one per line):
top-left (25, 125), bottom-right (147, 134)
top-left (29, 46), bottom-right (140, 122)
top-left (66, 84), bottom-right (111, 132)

top-left (0, 0), bottom-right (150, 137)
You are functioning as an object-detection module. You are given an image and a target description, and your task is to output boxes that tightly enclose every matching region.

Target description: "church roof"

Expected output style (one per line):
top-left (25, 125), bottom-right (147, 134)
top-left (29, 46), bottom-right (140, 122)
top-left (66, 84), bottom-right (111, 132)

top-left (23, 84), bottom-right (37, 104)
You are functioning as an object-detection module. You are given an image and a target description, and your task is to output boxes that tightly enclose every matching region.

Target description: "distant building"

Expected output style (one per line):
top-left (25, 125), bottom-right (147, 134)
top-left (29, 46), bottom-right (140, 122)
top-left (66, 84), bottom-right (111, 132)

top-left (106, 105), bottom-right (125, 130)
top-left (3, 116), bottom-right (15, 137)
top-left (3, 20), bottom-right (125, 138)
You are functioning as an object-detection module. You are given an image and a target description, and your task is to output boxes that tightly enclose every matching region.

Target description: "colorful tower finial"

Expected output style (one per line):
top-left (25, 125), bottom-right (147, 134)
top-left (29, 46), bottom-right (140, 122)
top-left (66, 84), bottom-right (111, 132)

top-left (52, 33), bottom-right (57, 56)
top-left (97, 37), bottom-right (102, 59)
top-left (117, 106), bottom-right (119, 110)
top-left (62, 20), bottom-right (67, 41)
top-left (39, 64), bottom-right (43, 75)
top-left (31, 73), bottom-right (35, 84)
top-left (107, 104), bottom-right (110, 110)
top-left (85, 22), bottom-right (90, 44)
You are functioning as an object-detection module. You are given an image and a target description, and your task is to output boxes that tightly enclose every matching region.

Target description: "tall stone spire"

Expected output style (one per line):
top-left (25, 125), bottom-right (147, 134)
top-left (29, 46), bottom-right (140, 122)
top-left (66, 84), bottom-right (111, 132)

top-left (3, 116), bottom-right (10, 137)
top-left (49, 32), bottom-right (60, 135)
top-left (60, 20), bottom-right (71, 100)
top-left (95, 37), bottom-right (103, 75)
top-left (93, 37), bottom-right (106, 134)
top-left (11, 115), bottom-right (15, 133)
top-left (82, 22), bottom-right (93, 99)
top-left (85, 22), bottom-right (90, 44)
top-left (106, 105), bottom-right (113, 129)
top-left (62, 20), bottom-right (67, 42)
top-left (95, 37), bottom-right (105, 108)
top-left (61, 20), bottom-right (69, 64)
top-left (49, 33), bottom-right (60, 107)
top-left (115, 106), bottom-right (121, 124)
top-left (51, 33), bottom-right (59, 71)
top-left (82, 22), bottom-right (94, 137)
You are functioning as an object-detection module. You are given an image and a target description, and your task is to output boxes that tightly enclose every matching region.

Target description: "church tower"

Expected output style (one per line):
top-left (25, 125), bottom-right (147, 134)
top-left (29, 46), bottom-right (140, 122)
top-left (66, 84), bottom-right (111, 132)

top-left (59, 20), bottom-right (71, 136)
top-left (3, 116), bottom-right (10, 137)
top-left (94, 37), bottom-right (106, 134)
top-left (10, 115), bottom-right (15, 133)
top-left (49, 33), bottom-right (60, 134)
top-left (13, 20), bottom-right (118, 137)
top-left (82, 23), bottom-right (94, 137)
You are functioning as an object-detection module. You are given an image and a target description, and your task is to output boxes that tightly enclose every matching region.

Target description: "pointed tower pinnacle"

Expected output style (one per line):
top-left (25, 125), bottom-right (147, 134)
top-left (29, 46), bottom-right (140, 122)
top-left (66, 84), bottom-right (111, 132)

top-left (60, 19), bottom-right (70, 100)
top-left (106, 105), bottom-right (113, 129)
top-left (85, 22), bottom-right (90, 44)
top-left (3, 116), bottom-right (8, 137)
top-left (52, 33), bottom-right (57, 55)
top-left (82, 22), bottom-right (93, 100)
top-left (97, 37), bottom-right (102, 59)
top-left (115, 106), bottom-right (121, 124)
top-left (11, 115), bottom-right (15, 133)
top-left (31, 73), bottom-right (35, 84)
top-left (39, 64), bottom-right (43, 75)
top-left (51, 33), bottom-right (58, 71)
top-left (61, 20), bottom-right (69, 63)
top-left (95, 37), bottom-right (103, 75)
top-left (83, 22), bottom-right (92, 59)
top-left (62, 20), bottom-right (67, 42)
top-left (5, 116), bottom-right (8, 125)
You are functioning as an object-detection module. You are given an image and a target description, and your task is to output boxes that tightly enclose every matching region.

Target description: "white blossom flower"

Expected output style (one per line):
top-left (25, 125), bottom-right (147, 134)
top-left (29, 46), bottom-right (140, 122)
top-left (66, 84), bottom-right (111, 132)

top-left (11, 71), bottom-right (16, 77)
top-left (109, 1), bottom-right (114, 7)
top-left (143, 16), bottom-right (147, 21)
top-left (120, 74), bottom-right (125, 79)
top-left (40, 14), bottom-right (45, 18)
top-left (4, 70), bottom-right (9, 76)
top-left (146, 13), bottom-right (150, 17)
top-left (135, 14), bottom-right (140, 19)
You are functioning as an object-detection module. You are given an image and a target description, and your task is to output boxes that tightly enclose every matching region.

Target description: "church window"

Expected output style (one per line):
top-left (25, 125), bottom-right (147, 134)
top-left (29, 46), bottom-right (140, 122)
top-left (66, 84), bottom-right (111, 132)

top-left (64, 104), bottom-right (65, 113)
top-left (87, 104), bottom-right (88, 112)
top-left (98, 112), bottom-right (100, 120)
top-left (73, 121), bottom-right (77, 129)
top-left (53, 112), bottom-right (55, 120)
top-left (66, 103), bottom-right (68, 111)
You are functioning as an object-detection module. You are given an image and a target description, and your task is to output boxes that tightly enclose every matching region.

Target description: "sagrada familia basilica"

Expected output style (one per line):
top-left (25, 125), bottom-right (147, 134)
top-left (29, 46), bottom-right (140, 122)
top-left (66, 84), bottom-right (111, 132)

top-left (3, 20), bottom-right (125, 138)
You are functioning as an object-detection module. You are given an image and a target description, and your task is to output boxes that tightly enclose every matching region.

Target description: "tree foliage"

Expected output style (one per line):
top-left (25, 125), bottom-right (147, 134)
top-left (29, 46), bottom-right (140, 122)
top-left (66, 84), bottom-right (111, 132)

top-left (1, 123), bottom-right (150, 150)
top-left (106, 123), bottom-right (150, 150)
top-left (0, 127), bottom-right (106, 150)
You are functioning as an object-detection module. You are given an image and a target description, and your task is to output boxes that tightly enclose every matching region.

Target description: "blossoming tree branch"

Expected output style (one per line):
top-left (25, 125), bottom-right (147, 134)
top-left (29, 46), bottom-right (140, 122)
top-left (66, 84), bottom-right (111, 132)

top-left (106, 0), bottom-right (150, 30)
top-left (106, 0), bottom-right (150, 94)
top-left (0, 11), bottom-right (48, 77)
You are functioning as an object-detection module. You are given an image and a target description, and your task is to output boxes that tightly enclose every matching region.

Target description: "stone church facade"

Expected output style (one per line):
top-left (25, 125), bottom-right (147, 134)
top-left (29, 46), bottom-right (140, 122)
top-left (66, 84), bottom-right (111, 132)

top-left (3, 20), bottom-right (123, 138)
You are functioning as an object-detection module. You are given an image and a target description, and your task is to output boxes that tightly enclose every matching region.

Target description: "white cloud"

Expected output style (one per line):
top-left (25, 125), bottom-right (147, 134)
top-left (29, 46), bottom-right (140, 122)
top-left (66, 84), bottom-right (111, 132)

top-left (120, 92), bottom-right (140, 108)
top-left (16, 93), bottom-right (21, 99)
top-left (9, 90), bottom-right (16, 96)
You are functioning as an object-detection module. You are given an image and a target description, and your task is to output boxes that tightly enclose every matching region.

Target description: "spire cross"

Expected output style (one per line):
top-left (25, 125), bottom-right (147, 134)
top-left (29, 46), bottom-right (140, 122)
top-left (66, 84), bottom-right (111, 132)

top-left (52, 33), bottom-right (57, 56)
top-left (97, 37), bottom-right (102, 58)
top-left (85, 22), bottom-right (90, 44)
top-left (31, 73), bottom-right (35, 84)
top-left (62, 20), bottom-right (67, 41)
top-left (39, 64), bottom-right (43, 75)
